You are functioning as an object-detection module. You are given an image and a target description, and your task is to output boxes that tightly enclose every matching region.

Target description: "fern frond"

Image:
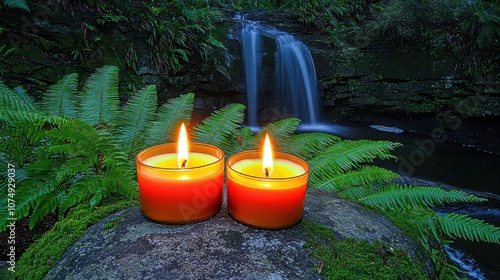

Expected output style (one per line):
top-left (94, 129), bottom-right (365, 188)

top-left (281, 132), bottom-right (340, 160)
top-left (29, 191), bottom-right (63, 229)
top-left (438, 213), bottom-right (500, 243)
top-left (224, 126), bottom-right (256, 157)
top-left (118, 85), bottom-right (157, 154)
top-left (3, 0), bottom-right (30, 11)
top-left (359, 185), bottom-right (487, 211)
top-left (310, 166), bottom-right (400, 196)
top-left (257, 118), bottom-right (300, 147)
top-left (0, 80), bottom-right (36, 112)
top-left (193, 103), bottom-right (245, 152)
top-left (41, 73), bottom-right (79, 117)
top-left (145, 92), bottom-right (194, 145)
top-left (309, 140), bottom-right (401, 174)
top-left (79, 65), bottom-right (120, 126)
top-left (0, 107), bottom-right (44, 125)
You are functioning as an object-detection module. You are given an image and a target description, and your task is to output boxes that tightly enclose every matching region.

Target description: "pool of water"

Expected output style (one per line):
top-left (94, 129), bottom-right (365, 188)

top-left (296, 121), bottom-right (500, 279)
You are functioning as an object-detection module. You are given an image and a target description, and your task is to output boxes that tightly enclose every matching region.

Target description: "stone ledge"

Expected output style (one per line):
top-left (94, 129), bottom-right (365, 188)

top-left (45, 189), bottom-right (427, 279)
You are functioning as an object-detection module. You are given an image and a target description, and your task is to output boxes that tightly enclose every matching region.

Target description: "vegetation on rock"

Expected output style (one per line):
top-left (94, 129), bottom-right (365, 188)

top-left (1, 65), bottom-right (499, 279)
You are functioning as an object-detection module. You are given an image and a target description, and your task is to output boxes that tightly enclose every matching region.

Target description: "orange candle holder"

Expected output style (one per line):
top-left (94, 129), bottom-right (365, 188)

top-left (136, 143), bottom-right (224, 224)
top-left (226, 150), bottom-right (310, 229)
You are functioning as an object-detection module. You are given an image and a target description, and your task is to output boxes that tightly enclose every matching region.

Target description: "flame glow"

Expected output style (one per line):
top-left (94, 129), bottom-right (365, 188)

top-left (177, 123), bottom-right (189, 168)
top-left (263, 134), bottom-right (273, 177)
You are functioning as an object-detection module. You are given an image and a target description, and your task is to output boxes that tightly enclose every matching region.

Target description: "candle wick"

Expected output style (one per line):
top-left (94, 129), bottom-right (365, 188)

top-left (264, 167), bottom-right (270, 178)
top-left (181, 159), bottom-right (187, 168)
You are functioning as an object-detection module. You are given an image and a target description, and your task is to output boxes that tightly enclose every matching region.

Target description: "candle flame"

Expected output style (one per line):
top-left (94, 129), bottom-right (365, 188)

top-left (178, 123), bottom-right (188, 168)
top-left (263, 133), bottom-right (273, 177)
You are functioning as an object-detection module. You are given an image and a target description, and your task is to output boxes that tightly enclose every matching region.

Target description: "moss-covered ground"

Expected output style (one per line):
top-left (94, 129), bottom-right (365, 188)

top-left (302, 220), bottom-right (428, 280)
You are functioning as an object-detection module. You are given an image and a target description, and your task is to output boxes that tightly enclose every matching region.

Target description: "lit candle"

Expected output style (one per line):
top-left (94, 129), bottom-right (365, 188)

top-left (136, 123), bottom-right (224, 224)
top-left (227, 134), bottom-right (310, 229)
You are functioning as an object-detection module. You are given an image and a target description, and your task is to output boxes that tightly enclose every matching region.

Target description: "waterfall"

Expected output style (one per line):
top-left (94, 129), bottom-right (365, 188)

top-left (241, 22), bottom-right (261, 126)
top-left (274, 33), bottom-right (320, 123)
top-left (240, 19), bottom-right (320, 126)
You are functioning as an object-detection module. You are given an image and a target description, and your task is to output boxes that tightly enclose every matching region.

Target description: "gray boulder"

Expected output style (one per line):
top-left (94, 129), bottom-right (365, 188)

top-left (45, 189), bottom-right (428, 279)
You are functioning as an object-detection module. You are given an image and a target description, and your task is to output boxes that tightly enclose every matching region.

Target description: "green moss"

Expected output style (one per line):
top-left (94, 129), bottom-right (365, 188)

top-left (103, 215), bottom-right (124, 230)
top-left (15, 198), bottom-right (138, 280)
top-left (302, 220), bottom-right (427, 280)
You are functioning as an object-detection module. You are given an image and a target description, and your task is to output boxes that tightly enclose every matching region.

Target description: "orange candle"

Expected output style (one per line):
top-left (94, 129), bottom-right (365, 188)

top-left (227, 134), bottom-right (309, 229)
top-left (136, 124), bottom-right (224, 224)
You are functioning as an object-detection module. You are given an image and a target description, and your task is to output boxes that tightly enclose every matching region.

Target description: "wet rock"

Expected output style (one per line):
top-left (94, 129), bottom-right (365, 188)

top-left (45, 189), bottom-right (430, 279)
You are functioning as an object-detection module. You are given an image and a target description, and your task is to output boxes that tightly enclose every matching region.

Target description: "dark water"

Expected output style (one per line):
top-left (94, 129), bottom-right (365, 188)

top-left (295, 121), bottom-right (500, 279)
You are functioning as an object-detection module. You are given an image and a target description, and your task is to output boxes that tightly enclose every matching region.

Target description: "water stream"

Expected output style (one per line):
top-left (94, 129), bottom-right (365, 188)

top-left (240, 18), bottom-right (320, 126)
top-left (238, 18), bottom-right (500, 279)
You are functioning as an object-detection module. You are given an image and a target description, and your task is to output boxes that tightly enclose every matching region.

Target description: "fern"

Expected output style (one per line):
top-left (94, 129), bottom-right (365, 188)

top-left (29, 190), bottom-right (62, 229)
top-left (308, 140), bottom-right (401, 176)
top-left (311, 166), bottom-right (401, 198)
top-left (193, 103), bottom-right (245, 152)
top-left (41, 73), bottom-right (79, 117)
top-left (359, 185), bottom-right (487, 211)
top-left (437, 213), bottom-right (500, 243)
top-left (79, 65), bottom-right (120, 126)
top-left (257, 118), bottom-right (301, 148)
top-left (224, 126), bottom-right (256, 157)
top-left (281, 132), bottom-right (340, 160)
top-left (0, 80), bottom-right (36, 112)
top-left (118, 85), bottom-right (158, 155)
top-left (145, 92), bottom-right (194, 145)
top-left (2, 0), bottom-right (29, 11)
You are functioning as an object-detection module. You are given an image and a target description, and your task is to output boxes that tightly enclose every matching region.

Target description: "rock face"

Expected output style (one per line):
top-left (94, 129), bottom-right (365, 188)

top-left (45, 190), bottom-right (428, 279)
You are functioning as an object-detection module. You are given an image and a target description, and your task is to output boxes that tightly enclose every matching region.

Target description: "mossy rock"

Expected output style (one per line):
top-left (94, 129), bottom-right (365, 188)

top-left (40, 189), bottom-right (431, 279)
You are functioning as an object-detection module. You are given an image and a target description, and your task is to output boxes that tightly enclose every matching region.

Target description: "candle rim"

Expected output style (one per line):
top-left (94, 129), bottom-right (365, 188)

top-left (227, 150), bottom-right (309, 181)
top-left (136, 142), bottom-right (224, 171)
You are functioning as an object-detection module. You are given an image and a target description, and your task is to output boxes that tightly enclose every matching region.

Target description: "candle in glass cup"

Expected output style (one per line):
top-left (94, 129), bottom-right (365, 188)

top-left (227, 134), bottom-right (309, 229)
top-left (136, 124), bottom-right (224, 224)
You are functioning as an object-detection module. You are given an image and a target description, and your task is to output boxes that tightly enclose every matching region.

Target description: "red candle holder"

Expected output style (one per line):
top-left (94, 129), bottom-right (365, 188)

top-left (136, 143), bottom-right (224, 224)
top-left (226, 150), bottom-right (310, 229)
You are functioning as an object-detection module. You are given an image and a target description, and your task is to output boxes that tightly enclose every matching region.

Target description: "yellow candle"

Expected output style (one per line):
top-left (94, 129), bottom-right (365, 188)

top-left (231, 158), bottom-right (305, 179)
top-left (136, 124), bottom-right (224, 224)
top-left (227, 135), bottom-right (309, 229)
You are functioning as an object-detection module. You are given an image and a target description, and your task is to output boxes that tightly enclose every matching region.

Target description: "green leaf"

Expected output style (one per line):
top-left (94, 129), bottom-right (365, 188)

top-left (257, 118), bottom-right (300, 148)
top-left (3, 0), bottom-right (30, 11)
top-left (437, 213), bottom-right (500, 243)
top-left (310, 166), bottom-right (400, 197)
top-left (118, 85), bottom-right (158, 153)
top-left (79, 65), bottom-right (120, 126)
top-left (359, 185), bottom-right (487, 211)
top-left (309, 140), bottom-right (401, 175)
top-left (0, 80), bottom-right (36, 112)
top-left (281, 132), bottom-right (340, 160)
top-left (41, 73), bottom-right (79, 117)
top-left (145, 92), bottom-right (194, 145)
top-left (193, 103), bottom-right (245, 151)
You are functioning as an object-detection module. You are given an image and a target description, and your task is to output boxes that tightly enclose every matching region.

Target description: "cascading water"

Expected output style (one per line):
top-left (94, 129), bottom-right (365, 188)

top-left (241, 21), bottom-right (261, 126)
top-left (239, 19), bottom-right (320, 126)
top-left (274, 33), bottom-right (320, 123)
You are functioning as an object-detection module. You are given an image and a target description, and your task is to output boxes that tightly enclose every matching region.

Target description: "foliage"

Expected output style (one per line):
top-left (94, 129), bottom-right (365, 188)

top-left (193, 103), bottom-right (246, 152)
top-left (280, 0), bottom-right (499, 75)
top-left (2, 65), bottom-right (499, 278)
top-left (16, 198), bottom-right (138, 280)
top-left (284, 0), bottom-right (369, 49)
top-left (79, 65), bottom-right (120, 126)
top-left (144, 92), bottom-right (194, 146)
top-left (302, 220), bottom-right (428, 279)
top-left (1, 0), bottom-right (29, 11)
top-left (0, 65), bottom-right (190, 232)
top-left (369, 0), bottom-right (499, 75)
top-left (46, 0), bottom-right (224, 74)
